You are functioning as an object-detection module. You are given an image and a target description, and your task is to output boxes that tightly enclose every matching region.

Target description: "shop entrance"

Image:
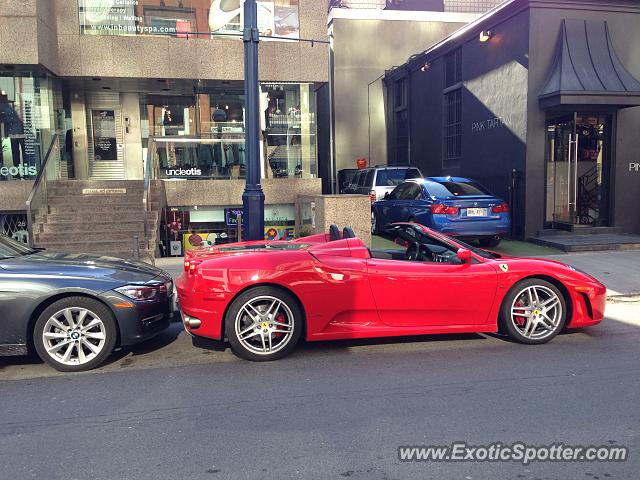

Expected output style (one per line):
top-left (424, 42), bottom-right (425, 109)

top-left (86, 92), bottom-right (125, 179)
top-left (545, 113), bottom-right (611, 228)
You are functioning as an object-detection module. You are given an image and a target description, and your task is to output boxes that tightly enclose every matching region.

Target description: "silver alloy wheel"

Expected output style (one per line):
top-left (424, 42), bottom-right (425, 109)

top-left (510, 285), bottom-right (563, 341)
top-left (235, 295), bottom-right (295, 355)
top-left (42, 307), bottom-right (107, 366)
top-left (371, 211), bottom-right (377, 233)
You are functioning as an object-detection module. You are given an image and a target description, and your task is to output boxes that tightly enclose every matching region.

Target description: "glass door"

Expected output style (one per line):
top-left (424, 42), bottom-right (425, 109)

top-left (545, 113), bottom-right (610, 227)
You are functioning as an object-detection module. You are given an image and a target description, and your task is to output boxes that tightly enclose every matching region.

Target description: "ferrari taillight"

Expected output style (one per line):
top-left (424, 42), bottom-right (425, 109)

top-left (492, 202), bottom-right (510, 213)
top-left (431, 204), bottom-right (459, 215)
top-left (184, 260), bottom-right (201, 275)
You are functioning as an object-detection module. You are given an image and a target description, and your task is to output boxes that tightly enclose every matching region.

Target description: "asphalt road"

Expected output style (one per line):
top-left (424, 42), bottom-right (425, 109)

top-left (1, 300), bottom-right (638, 480)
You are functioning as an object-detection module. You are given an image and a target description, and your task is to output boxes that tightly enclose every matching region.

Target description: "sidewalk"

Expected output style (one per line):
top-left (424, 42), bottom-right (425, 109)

top-left (156, 249), bottom-right (640, 299)
top-left (542, 250), bottom-right (640, 298)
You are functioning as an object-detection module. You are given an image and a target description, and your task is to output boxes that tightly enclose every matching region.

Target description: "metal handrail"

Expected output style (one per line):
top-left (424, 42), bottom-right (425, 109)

top-left (25, 134), bottom-right (59, 247)
top-left (142, 137), bottom-right (155, 254)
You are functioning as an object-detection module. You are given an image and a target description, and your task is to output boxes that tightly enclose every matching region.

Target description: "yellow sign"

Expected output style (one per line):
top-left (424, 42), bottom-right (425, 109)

top-left (183, 233), bottom-right (220, 252)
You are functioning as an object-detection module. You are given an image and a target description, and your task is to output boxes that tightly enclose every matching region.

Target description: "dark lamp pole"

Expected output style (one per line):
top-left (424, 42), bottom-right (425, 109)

top-left (242, 0), bottom-right (265, 240)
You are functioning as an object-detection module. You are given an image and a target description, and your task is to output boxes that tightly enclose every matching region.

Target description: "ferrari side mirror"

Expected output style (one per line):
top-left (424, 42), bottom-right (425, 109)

top-left (456, 248), bottom-right (472, 263)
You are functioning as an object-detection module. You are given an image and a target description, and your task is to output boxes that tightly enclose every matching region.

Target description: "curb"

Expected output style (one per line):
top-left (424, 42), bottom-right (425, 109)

top-left (606, 294), bottom-right (640, 303)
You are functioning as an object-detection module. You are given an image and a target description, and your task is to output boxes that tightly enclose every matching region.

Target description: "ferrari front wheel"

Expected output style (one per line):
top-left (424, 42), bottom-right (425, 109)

top-left (499, 279), bottom-right (566, 344)
top-left (226, 287), bottom-right (302, 361)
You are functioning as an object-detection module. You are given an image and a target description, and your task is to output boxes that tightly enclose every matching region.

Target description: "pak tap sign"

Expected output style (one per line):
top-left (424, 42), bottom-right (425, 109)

top-left (630, 162), bottom-right (640, 172)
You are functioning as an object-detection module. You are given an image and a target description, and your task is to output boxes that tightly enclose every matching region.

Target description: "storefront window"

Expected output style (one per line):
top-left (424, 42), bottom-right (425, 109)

top-left (140, 82), bottom-right (317, 180)
top-left (0, 212), bottom-right (29, 244)
top-left (0, 75), bottom-right (61, 181)
top-left (159, 203), bottom-right (296, 256)
top-left (78, 0), bottom-right (300, 39)
top-left (262, 83), bottom-right (317, 179)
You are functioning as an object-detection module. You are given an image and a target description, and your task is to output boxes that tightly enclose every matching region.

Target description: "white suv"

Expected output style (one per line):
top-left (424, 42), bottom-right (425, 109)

top-left (344, 166), bottom-right (423, 203)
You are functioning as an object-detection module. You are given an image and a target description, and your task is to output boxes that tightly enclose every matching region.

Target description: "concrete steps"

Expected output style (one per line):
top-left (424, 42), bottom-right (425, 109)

top-left (32, 180), bottom-right (164, 261)
top-left (530, 230), bottom-right (640, 252)
top-left (40, 219), bottom-right (156, 233)
top-left (47, 203), bottom-right (162, 214)
top-left (35, 230), bottom-right (154, 243)
top-left (40, 211), bottom-right (158, 224)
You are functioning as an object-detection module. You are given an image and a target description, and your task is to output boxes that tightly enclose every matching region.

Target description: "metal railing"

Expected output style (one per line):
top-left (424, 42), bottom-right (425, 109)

top-left (329, 0), bottom-right (387, 9)
top-left (25, 135), bottom-right (60, 247)
top-left (142, 137), bottom-right (159, 256)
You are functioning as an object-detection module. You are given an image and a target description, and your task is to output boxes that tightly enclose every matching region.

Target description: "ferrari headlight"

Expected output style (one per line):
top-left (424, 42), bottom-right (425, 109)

top-left (115, 285), bottom-right (159, 301)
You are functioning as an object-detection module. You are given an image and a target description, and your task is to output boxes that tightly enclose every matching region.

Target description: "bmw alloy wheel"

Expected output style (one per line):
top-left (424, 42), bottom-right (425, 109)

top-left (510, 285), bottom-right (563, 341)
top-left (42, 307), bottom-right (107, 366)
top-left (234, 295), bottom-right (295, 355)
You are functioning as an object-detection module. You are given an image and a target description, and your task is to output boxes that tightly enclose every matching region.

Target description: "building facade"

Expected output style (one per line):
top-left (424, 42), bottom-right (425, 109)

top-left (383, 0), bottom-right (640, 240)
top-left (327, 0), bottom-right (504, 194)
top-left (0, 0), bottom-right (328, 255)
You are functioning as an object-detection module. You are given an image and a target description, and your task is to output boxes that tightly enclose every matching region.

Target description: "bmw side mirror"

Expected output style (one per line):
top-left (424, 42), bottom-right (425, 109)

top-left (383, 192), bottom-right (390, 199)
top-left (456, 248), bottom-right (472, 263)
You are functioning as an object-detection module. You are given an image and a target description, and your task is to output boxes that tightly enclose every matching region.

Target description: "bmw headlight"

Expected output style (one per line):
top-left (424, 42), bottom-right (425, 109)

top-left (115, 285), bottom-right (160, 301)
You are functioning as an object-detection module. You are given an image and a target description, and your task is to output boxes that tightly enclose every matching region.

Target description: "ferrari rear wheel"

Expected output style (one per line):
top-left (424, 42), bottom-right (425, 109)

top-left (499, 279), bottom-right (566, 344)
top-left (226, 287), bottom-right (302, 361)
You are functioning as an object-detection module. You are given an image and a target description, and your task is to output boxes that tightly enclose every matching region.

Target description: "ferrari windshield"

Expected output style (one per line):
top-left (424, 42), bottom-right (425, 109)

top-left (393, 224), bottom-right (498, 260)
top-left (0, 234), bottom-right (37, 258)
top-left (217, 243), bottom-right (310, 252)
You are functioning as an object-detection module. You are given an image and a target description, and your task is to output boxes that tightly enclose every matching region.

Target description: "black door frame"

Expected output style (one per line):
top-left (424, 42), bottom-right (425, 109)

top-left (543, 109), bottom-right (616, 230)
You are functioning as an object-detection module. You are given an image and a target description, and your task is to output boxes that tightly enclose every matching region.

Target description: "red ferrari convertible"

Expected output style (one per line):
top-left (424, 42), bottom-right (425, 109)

top-left (176, 223), bottom-right (606, 361)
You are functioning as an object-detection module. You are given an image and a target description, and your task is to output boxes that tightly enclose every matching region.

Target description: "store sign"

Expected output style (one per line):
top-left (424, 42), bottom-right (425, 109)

top-left (0, 162), bottom-right (37, 178)
top-left (471, 116), bottom-right (509, 133)
top-left (183, 232), bottom-right (226, 251)
top-left (91, 110), bottom-right (117, 161)
top-left (82, 188), bottom-right (127, 194)
top-left (164, 167), bottom-right (202, 177)
top-left (265, 226), bottom-right (294, 240)
top-left (78, 0), bottom-right (300, 39)
top-left (170, 240), bottom-right (182, 256)
top-left (630, 162), bottom-right (639, 172)
top-left (225, 208), bottom-right (243, 226)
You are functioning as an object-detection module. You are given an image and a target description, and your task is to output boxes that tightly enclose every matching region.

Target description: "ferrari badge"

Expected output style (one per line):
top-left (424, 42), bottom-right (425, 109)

top-left (499, 263), bottom-right (509, 272)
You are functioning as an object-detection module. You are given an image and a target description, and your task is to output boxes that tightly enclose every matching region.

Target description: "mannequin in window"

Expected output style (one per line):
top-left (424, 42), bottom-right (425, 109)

top-left (0, 94), bottom-right (25, 169)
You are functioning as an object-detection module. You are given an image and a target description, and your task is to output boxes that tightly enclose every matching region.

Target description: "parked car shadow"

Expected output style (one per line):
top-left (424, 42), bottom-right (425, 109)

top-left (294, 332), bottom-right (488, 357)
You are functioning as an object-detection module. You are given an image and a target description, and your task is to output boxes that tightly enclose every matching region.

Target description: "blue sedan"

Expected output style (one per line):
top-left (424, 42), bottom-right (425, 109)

top-left (371, 177), bottom-right (511, 247)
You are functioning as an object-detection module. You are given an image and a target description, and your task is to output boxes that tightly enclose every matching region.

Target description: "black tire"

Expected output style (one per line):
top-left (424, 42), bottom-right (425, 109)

top-left (499, 278), bottom-right (567, 345)
top-left (33, 296), bottom-right (118, 372)
top-left (225, 286), bottom-right (303, 361)
top-left (479, 236), bottom-right (501, 248)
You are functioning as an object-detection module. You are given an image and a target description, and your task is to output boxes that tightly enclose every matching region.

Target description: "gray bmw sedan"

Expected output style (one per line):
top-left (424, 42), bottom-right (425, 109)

top-left (0, 233), bottom-right (173, 372)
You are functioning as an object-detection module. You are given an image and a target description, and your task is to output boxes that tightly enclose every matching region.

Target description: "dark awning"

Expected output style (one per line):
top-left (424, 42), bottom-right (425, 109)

top-left (539, 19), bottom-right (640, 108)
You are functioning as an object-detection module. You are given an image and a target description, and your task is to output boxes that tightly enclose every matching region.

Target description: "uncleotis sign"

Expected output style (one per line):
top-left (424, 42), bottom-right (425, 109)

top-left (0, 162), bottom-right (37, 178)
top-left (164, 167), bottom-right (202, 177)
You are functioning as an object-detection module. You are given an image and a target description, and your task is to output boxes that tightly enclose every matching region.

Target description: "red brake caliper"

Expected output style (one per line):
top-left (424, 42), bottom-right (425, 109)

top-left (514, 299), bottom-right (526, 326)
top-left (273, 312), bottom-right (287, 338)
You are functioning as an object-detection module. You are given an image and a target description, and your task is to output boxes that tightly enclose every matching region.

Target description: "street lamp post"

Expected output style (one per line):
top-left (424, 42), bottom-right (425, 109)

top-left (242, 0), bottom-right (265, 240)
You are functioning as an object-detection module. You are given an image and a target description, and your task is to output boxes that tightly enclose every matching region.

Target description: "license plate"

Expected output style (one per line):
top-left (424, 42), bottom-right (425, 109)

top-left (466, 208), bottom-right (487, 217)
